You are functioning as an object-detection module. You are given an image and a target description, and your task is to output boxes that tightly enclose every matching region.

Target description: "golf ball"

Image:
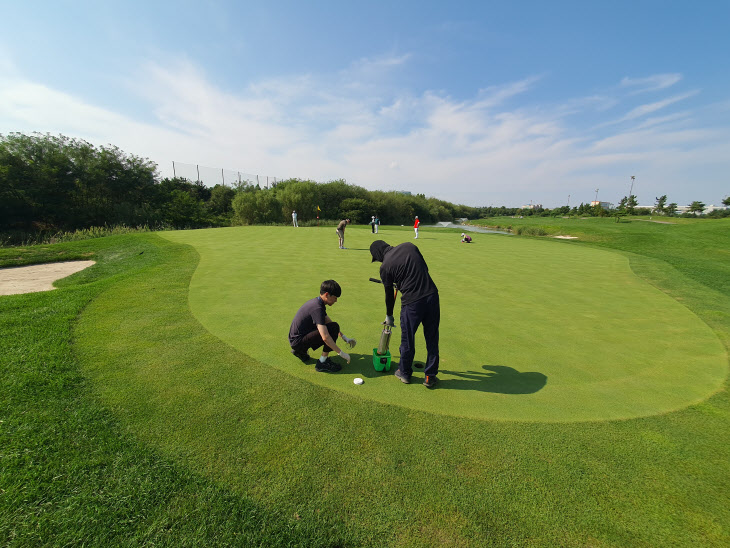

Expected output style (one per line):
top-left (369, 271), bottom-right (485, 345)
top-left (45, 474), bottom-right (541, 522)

top-left (354, 377), bottom-right (364, 385)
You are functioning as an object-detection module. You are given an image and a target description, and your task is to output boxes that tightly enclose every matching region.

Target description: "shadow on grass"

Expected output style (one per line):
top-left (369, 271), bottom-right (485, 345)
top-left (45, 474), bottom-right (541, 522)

top-left (350, 352), bottom-right (395, 378)
top-left (348, 358), bottom-right (545, 394)
top-left (439, 365), bottom-right (547, 394)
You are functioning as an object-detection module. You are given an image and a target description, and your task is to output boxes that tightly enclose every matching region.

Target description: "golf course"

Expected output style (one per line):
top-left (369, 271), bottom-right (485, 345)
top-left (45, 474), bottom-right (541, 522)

top-left (2, 217), bottom-right (729, 546)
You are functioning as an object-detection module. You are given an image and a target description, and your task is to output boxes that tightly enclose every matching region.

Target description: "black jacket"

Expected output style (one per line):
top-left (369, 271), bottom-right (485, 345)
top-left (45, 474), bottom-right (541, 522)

top-left (370, 240), bottom-right (438, 316)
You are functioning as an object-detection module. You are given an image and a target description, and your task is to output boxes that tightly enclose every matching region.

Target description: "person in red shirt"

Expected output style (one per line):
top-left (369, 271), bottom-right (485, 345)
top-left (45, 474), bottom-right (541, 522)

top-left (414, 216), bottom-right (420, 239)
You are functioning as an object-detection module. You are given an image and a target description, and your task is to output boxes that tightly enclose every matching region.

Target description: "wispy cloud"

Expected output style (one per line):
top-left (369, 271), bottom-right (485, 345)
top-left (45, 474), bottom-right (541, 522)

top-left (598, 91), bottom-right (699, 127)
top-left (1, 55), bottom-right (728, 207)
top-left (621, 73), bottom-right (683, 93)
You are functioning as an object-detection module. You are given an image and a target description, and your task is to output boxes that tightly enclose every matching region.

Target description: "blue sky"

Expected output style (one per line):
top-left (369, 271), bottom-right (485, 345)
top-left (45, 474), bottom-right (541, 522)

top-left (2, 1), bottom-right (728, 207)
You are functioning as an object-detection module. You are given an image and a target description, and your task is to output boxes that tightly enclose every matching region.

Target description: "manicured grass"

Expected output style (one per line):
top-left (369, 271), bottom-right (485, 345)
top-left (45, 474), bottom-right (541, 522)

top-left (159, 225), bottom-right (725, 422)
top-left (3, 218), bottom-right (729, 546)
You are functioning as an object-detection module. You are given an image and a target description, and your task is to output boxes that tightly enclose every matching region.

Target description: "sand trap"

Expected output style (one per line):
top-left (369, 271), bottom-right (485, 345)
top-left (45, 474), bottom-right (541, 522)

top-left (0, 261), bottom-right (95, 296)
top-left (553, 235), bottom-right (578, 239)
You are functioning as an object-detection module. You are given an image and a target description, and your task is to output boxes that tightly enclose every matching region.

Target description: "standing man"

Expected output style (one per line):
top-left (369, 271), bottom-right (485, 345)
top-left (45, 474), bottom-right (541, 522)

top-left (374, 215), bottom-right (380, 234)
top-left (336, 218), bottom-right (350, 249)
top-left (370, 216), bottom-right (376, 233)
top-left (289, 280), bottom-right (356, 373)
top-left (292, 210), bottom-right (298, 227)
top-left (414, 216), bottom-right (420, 239)
top-left (370, 240), bottom-right (440, 388)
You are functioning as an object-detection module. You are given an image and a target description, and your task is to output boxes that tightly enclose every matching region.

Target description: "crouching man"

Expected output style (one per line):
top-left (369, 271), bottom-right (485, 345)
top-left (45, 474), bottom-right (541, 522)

top-left (289, 280), bottom-right (356, 373)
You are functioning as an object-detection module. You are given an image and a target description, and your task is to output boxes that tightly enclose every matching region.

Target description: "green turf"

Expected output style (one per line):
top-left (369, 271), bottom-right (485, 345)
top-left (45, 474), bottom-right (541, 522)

top-left (5, 219), bottom-right (730, 546)
top-left (159, 225), bottom-right (726, 422)
top-left (1, 236), bottom-right (347, 546)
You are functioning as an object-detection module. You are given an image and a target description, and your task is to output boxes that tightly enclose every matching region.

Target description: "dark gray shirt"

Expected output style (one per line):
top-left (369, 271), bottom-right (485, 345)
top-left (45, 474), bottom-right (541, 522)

top-left (289, 296), bottom-right (327, 346)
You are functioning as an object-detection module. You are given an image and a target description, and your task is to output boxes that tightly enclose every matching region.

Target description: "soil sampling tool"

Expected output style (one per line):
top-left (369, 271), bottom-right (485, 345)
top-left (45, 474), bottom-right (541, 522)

top-left (369, 277), bottom-right (396, 372)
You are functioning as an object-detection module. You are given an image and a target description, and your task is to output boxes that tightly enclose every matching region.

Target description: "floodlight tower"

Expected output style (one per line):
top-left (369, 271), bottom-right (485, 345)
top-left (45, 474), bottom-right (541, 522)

top-left (629, 175), bottom-right (636, 197)
top-left (594, 188), bottom-right (599, 202)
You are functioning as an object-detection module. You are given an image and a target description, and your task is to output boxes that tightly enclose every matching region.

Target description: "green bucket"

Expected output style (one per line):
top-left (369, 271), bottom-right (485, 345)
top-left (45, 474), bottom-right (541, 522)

top-left (373, 348), bottom-right (392, 372)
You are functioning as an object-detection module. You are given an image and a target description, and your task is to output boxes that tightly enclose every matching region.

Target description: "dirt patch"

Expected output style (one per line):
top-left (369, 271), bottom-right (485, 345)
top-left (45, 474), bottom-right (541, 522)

top-left (0, 261), bottom-right (95, 296)
top-left (635, 219), bottom-right (676, 224)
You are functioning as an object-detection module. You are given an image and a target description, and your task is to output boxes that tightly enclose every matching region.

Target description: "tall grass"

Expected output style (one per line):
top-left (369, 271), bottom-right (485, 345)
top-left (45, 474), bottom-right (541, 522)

top-left (0, 224), bottom-right (164, 247)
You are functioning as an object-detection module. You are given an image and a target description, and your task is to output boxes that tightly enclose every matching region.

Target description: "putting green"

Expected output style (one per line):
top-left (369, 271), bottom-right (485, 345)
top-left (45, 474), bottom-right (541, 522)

top-left (160, 226), bottom-right (727, 422)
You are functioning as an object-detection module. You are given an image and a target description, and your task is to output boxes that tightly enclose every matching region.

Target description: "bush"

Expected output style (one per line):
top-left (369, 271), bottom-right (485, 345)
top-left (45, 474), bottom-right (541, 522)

top-left (514, 226), bottom-right (548, 236)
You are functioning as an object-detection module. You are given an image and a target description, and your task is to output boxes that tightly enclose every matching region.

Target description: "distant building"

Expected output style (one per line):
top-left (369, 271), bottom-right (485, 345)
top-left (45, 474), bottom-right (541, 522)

top-left (520, 203), bottom-right (543, 210)
top-left (703, 204), bottom-right (729, 214)
top-left (660, 204), bottom-right (726, 215)
top-left (590, 201), bottom-right (614, 209)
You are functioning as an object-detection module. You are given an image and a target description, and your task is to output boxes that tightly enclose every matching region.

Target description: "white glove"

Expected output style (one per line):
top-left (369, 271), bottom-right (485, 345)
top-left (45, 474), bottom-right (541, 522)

top-left (338, 351), bottom-right (351, 364)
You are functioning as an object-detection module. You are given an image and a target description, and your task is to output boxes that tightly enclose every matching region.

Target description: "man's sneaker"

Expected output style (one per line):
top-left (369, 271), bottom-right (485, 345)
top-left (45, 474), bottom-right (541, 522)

top-left (423, 375), bottom-right (439, 388)
top-left (291, 349), bottom-right (311, 363)
top-left (394, 368), bottom-right (411, 384)
top-left (315, 358), bottom-right (342, 373)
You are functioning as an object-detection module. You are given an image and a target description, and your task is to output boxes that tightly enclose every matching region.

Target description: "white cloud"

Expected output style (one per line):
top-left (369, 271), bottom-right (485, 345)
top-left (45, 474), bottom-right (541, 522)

top-left (597, 91), bottom-right (699, 128)
top-left (1, 56), bottom-right (728, 208)
top-left (621, 73), bottom-right (683, 93)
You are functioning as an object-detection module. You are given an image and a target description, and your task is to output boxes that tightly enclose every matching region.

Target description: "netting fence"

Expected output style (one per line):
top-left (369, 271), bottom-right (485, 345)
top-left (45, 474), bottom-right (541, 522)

top-left (171, 161), bottom-right (280, 188)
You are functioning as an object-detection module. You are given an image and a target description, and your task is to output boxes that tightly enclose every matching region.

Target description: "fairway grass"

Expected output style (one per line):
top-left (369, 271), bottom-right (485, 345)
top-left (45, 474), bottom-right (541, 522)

top-left (159, 225), bottom-right (726, 422)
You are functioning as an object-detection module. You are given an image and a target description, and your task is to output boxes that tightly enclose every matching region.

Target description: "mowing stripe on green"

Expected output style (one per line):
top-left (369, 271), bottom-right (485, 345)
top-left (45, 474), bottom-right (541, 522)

top-left (160, 226), bottom-right (727, 422)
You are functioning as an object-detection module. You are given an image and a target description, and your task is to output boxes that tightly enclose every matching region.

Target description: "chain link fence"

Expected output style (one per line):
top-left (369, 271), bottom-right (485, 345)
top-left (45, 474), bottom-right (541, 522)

top-left (171, 161), bottom-right (280, 188)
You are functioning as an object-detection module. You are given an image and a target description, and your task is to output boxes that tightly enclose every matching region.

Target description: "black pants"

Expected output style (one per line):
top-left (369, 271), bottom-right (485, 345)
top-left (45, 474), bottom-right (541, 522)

top-left (292, 322), bottom-right (340, 354)
top-left (398, 293), bottom-right (440, 377)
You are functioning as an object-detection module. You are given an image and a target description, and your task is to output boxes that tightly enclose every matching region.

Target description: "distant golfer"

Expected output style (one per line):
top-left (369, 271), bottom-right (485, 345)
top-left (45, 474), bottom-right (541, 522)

top-left (370, 215), bottom-right (376, 233)
top-left (292, 210), bottom-right (298, 228)
top-left (289, 280), bottom-right (356, 373)
top-left (461, 233), bottom-right (472, 243)
top-left (414, 216), bottom-right (420, 239)
top-left (336, 218), bottom-right (350, 249)
top-left (374, 215), bottom-right (380, 234)
top-left (370, 240), bottom-right (440, 388)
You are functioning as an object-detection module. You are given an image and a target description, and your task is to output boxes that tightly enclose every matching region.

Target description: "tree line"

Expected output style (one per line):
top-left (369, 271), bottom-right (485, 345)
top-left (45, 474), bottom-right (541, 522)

top-left (2, 132), bottom-right (728, 242)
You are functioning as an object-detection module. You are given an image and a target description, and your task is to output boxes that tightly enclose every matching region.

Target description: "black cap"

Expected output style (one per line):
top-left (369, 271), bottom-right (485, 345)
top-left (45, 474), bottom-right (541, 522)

top-left (370, 240), bottom-right (391, 262)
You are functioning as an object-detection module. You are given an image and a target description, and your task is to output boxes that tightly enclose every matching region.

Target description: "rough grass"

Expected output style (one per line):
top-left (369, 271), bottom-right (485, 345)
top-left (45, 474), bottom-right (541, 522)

top-left (0, 236), bottom-right (356, 546)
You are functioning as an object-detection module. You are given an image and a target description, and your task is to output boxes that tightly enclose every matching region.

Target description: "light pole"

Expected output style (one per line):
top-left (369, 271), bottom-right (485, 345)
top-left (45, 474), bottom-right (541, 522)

top-left (594, 188), bottom-right (599, 203)
top-left (629, 175), bottom-right (636, 197)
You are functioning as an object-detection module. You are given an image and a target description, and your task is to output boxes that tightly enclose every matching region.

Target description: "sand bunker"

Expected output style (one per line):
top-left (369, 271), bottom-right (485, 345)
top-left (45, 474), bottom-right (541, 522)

top-left (553, 235), bottom-right (578, 239)
top-left (0, 261), bottom-right (95, 296)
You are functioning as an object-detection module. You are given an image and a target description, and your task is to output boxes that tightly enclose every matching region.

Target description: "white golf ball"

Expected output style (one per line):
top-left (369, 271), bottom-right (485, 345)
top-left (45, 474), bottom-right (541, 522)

top-left (353, 377), bottom-right (364, 385)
